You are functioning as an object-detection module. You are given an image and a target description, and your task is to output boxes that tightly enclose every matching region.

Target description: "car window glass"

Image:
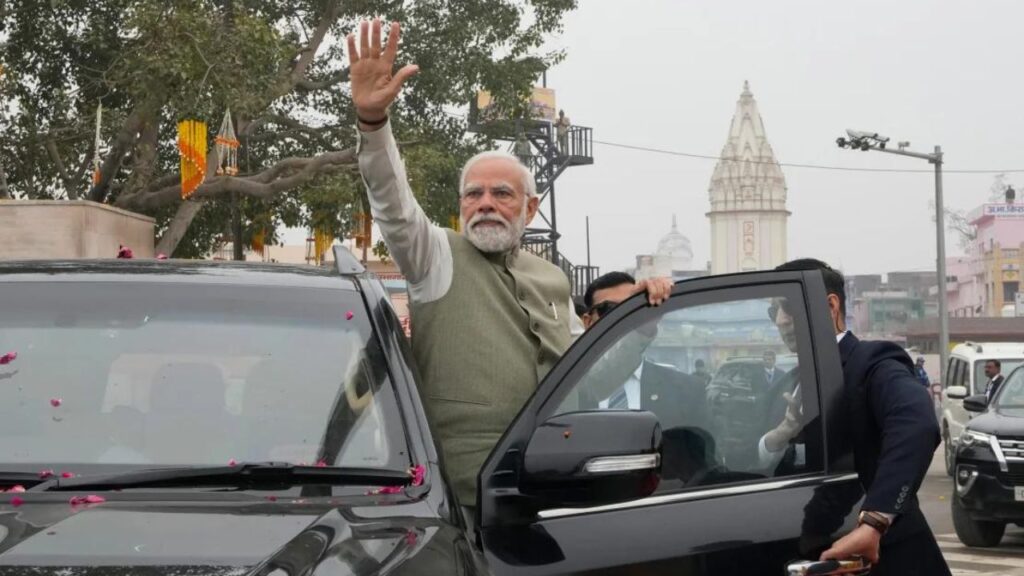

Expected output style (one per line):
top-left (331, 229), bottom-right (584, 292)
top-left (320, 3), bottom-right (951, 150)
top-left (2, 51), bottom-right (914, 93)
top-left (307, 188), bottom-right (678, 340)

top-left (0, 281), bottom-right (407, 471)
top-left (954, 360), bottom-right (968, 390)
top-left (551, 284), bottom-right (822, 494)
top-left (994, 369), bottom-right (1024, 407)
top-left (944, 358), bottom-right (957, 390)
top-left (974, 359), bottom-right (1024, 396)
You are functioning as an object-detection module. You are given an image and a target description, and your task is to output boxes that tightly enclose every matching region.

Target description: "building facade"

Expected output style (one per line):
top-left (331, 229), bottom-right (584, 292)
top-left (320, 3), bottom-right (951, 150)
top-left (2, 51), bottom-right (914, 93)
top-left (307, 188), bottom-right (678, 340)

top-left (634, 217), bottom-right (708, 281)
top-left (947, 200), bottom-right (1024, 318)
top-left (708, 82), bottom-right (790, 274)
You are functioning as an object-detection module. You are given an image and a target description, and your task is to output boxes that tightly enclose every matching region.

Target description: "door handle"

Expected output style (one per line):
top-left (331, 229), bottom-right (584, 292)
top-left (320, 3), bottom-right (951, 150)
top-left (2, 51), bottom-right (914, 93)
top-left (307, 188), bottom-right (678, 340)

top-left (786, 557), bottom-right (870, 575)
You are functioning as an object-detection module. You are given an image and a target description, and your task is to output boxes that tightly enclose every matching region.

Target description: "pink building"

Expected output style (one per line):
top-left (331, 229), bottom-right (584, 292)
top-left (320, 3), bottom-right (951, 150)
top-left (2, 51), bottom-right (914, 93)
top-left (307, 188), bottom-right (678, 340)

top-left (947, 201), bottom-right (1024, 317)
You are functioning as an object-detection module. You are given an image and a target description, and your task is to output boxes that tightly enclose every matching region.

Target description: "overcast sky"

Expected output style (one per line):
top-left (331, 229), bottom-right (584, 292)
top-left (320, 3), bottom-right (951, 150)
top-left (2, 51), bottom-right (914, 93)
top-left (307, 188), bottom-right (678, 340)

top-left (539, 0), bottom-right (1024, 276)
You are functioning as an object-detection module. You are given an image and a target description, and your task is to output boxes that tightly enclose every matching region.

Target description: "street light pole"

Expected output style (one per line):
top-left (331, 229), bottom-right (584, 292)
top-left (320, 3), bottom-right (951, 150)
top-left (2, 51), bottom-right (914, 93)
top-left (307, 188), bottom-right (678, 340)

top-left (835, 134), bottom-right (950, 385)
top-left (933, 146), bottom-right (950, 386)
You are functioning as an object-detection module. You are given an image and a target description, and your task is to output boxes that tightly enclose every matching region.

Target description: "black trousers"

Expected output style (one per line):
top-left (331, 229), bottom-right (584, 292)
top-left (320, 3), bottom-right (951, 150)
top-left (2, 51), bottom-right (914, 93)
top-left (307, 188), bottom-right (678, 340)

top-left (872, 529), bottom-right (951, 576)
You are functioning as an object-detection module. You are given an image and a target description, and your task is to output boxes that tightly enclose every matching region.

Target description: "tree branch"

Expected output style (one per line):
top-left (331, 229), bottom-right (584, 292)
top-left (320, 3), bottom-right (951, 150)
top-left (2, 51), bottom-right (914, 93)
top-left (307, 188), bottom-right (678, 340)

top-left (118, 115), bottom-right (161, 203)
top-left (0, 159), bottom-right (10, 199)
top-left (295, 68), bottom-right (350, 92)
top-left (290, 1), bottom-right (341, 85)
top-left (44, 138), bottom-right (78, 199)
top-left (118, 147), bottom-right (358, 211)
top-left (86, 98), bottom-right (159, 203)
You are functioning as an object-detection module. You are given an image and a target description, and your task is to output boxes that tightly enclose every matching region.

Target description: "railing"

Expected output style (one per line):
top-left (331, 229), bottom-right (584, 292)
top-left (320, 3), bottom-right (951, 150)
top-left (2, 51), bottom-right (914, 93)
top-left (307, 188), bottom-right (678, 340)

top-left (521, 236), bottom-right (599, 299)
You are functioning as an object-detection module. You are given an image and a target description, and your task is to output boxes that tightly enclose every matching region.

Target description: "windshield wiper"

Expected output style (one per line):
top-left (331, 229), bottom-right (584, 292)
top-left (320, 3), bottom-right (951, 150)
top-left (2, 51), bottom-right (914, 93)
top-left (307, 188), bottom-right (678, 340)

top-left (37, 462), bottom-right (413, 492)
top-left (0, 471), bottom-right (50, 488)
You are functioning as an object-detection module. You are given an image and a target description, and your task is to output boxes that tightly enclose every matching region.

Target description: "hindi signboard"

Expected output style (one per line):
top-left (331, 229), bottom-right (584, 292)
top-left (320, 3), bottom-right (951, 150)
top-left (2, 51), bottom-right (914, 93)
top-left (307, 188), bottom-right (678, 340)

top-left (983, 203), bottom-right (1024, 218)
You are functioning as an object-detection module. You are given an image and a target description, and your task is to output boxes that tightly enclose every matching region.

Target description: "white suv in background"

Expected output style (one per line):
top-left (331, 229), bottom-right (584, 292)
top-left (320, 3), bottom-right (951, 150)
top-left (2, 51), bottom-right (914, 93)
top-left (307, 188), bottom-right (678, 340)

top-left (941, 341), bottom-right (1024, 475)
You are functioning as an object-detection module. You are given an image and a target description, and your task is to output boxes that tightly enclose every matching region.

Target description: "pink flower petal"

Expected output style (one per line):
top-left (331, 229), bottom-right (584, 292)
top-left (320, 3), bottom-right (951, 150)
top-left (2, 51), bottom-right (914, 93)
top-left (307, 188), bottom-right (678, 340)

top-left (69, 495), bottom-right (105, 506)
top-left (9, 485), bottom-right (26, 493)
top-left (315, 460), bottom-right (327, 468)
top-left (60, 472), bottom-right (74, 479)
top-left (0, 352), bottom-right (16, 365)
top-left (228, 459), bottom-right (237, 467)
top-left (371, 485), bottom-right (404, 495)
top-left (39, 469), bottom-right (54, 479)
top-left (345, 310), bottom-right (354, 320)
top-left (410, 465), bottom-right (426, 487)
top-left (11, 497), bottom-right (24, 507)
top-left (50, 398), bottom-right (62, 408)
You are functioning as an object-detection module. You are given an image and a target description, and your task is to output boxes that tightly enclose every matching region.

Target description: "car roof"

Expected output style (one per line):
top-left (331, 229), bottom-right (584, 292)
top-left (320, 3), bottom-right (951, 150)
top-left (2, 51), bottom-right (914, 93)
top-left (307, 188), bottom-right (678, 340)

top-left (950, 341), bottom-right (1024, 361)
top-left (0, 259), bottom-right (360, 291)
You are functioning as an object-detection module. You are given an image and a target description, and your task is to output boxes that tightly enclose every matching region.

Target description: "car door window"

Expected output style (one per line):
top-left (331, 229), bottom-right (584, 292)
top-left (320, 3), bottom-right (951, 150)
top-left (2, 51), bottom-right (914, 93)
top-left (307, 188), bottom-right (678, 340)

top-left (956, 359), bottom-right (970, 393)
top-left (551, 283), bottom-right (823, 494)
top-left (946, 359), bottom-right (960, 391)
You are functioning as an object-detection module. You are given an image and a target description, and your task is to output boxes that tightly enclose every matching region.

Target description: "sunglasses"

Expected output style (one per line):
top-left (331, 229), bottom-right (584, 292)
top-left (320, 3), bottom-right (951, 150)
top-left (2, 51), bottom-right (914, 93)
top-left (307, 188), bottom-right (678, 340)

top-left (767, 298), bottom-right (795, 321)
top-left (587, 300), bottom-right (617, 318)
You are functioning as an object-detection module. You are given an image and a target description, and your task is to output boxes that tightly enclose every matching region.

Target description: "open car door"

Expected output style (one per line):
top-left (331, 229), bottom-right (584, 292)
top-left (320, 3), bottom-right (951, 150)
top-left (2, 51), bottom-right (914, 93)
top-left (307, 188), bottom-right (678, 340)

top-left (477, 270), bottom-right (863, 575)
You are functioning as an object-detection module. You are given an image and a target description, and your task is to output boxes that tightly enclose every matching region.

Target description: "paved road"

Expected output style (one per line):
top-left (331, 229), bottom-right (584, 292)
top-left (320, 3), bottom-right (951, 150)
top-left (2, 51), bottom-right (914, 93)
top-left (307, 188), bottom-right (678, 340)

top-left (919, 447), bottom-right (1024, 575)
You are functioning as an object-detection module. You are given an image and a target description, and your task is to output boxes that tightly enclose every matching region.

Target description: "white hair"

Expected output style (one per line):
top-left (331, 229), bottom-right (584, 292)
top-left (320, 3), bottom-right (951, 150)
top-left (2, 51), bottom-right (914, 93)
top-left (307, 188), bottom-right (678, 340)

top-left (458, 150), bottom-right (537, 198)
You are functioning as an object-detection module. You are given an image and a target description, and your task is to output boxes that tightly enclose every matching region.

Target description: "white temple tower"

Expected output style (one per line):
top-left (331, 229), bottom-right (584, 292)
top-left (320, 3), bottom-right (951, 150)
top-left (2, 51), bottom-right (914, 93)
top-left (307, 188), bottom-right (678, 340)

top-left (708, 82), bottom-right (790, 274)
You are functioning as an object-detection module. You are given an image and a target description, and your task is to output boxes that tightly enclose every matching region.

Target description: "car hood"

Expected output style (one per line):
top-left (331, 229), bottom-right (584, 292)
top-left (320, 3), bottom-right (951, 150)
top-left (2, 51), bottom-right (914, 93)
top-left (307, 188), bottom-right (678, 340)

top-left (0, 495), bottom-right (457, 575)
top-left (966, 406), bottom-right (1024, 436)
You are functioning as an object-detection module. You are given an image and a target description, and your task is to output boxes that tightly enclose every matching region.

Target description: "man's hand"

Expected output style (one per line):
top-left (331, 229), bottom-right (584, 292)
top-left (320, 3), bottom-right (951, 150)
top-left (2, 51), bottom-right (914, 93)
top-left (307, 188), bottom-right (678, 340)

top-left (347, 19), bottom-right (419, 127)
top-left (763, 391), bottom-right (802, 452)
top-left (632, 277), bottom-right (673, 306)
top-left (820, 524), bottom-right (881, 565)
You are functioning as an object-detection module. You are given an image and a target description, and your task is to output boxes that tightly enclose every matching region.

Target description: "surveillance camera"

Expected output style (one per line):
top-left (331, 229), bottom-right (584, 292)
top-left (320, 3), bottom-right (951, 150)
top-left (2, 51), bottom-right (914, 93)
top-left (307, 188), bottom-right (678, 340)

top-left (836, 137), bottom-right (849, 148)
top-left (846, 129), bottom-right (890, 144)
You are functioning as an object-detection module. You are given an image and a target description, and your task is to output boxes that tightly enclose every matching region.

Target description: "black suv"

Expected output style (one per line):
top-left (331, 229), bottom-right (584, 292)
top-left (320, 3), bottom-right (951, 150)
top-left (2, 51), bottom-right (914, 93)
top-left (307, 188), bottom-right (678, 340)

top-left (0, 252), bottom-right (871, 575)
top-left (952, 365), bottom-right (1024, 547)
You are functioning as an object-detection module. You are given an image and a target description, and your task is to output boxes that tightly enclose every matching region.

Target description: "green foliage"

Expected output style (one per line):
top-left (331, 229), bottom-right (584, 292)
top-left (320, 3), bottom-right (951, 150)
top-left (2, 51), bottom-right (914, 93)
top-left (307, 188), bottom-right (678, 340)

top-left (0, 0), bottom-right (576, 257)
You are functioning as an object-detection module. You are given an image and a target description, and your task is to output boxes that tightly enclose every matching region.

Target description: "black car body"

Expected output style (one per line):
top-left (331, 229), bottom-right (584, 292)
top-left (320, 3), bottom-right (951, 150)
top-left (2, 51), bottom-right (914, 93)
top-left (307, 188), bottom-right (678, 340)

top-left (951, 366), bottom-right (1024, 547)
top-left (0, 252), bottom-right (868, 575)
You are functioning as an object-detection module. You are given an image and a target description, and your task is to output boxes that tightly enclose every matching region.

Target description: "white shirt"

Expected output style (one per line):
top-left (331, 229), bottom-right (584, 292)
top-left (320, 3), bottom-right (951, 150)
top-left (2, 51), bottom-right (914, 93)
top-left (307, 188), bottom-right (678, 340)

top-left (356, 121), bottom-right (583, 337)
top-left (756, 331), bottom-right (849, 468)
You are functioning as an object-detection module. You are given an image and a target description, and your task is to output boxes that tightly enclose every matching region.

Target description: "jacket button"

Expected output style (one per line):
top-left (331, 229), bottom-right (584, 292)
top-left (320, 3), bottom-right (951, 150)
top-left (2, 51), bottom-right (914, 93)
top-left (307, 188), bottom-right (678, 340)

top-left (532, 322), bottom-right (540, 331)
top-left (519, 291), bottom-right (526, 300)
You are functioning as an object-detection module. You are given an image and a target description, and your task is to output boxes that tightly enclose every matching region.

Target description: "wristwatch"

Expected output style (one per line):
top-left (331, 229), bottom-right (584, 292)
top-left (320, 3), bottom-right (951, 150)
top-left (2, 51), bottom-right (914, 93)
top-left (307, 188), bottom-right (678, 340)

top-left (858, 511), bottom-right (891, 535)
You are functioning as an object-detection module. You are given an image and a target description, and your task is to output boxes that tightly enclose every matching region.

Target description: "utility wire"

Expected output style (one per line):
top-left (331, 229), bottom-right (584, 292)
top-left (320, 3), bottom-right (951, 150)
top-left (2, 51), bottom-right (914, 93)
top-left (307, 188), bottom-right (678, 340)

top-left (441, 109), bottom-right (1024, 175)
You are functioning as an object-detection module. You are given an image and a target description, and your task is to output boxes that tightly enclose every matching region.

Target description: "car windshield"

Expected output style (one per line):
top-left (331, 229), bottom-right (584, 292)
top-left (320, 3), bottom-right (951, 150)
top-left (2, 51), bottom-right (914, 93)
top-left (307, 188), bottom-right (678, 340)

top-left (973, 359), bottom-right (1024, 395)
top-left (0, 278), bottom-right (407, 473)
top-left (993, 368), bottom-right (1024, 408)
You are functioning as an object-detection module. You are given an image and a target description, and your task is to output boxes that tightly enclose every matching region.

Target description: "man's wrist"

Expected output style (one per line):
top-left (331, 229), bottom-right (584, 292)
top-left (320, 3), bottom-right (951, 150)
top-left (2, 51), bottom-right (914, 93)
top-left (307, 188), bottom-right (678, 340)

top-left (858, 511), bottom-right (891, 536)
top-left (356, 109), bottom-right (389, 131)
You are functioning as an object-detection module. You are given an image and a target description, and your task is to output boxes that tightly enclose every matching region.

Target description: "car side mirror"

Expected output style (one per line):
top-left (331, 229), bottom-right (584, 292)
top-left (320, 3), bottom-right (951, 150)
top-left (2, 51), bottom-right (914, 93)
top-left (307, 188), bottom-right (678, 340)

top-left (945, 385), bottom-right (968, 400)
top-left (520, 411), bottom-right (661, 508)
top-left (963, 394), bottom-right (989, 413)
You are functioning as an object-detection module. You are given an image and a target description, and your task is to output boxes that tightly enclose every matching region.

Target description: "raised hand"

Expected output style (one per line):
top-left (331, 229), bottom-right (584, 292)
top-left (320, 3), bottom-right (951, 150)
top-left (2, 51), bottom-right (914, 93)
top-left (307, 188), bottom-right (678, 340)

top-left (347, 19), bottom-right (419, 126)
top-left (764, 391), bottom-right (803, 452)
top-left (632, 277), bottom-right (674, 306)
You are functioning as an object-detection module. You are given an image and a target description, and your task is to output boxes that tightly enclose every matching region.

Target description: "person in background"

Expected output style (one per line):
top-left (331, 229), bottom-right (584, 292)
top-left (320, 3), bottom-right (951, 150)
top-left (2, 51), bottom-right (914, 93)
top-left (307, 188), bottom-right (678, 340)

top-left (693, 359), bottom-right (712, 387)
top-left (984, 359), bottom-right (1004, 401)
top-left (914, 358), bottom-right (930, 388)
top-left (767, 259), bottom-right (948, 575)
top-left (555, 109), bottom-right (571, 155)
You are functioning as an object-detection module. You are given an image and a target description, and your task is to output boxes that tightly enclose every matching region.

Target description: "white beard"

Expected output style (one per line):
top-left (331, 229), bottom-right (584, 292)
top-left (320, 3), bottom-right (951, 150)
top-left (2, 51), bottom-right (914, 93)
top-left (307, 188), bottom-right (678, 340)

top-left (462, 207), bottom-right (527, 254)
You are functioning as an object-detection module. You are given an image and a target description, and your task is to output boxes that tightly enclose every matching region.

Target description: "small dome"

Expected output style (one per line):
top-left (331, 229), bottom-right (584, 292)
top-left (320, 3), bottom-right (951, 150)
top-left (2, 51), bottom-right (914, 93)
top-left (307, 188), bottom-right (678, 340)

top-left (655, 215), bottom-right (693, 271)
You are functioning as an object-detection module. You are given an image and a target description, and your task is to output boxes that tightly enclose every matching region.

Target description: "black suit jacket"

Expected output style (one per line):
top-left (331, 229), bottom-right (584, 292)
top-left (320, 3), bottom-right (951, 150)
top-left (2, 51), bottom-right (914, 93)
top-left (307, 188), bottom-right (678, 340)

top-left (839, 333), bottom-right (940, 544)
top-left (987, 374), bottom-right (1006, 399)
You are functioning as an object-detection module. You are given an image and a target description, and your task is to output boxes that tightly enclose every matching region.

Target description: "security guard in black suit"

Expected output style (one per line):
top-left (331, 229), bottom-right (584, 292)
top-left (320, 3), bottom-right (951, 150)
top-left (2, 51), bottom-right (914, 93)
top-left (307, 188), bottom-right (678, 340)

top-left (777, 259), bottom-right (950, 576)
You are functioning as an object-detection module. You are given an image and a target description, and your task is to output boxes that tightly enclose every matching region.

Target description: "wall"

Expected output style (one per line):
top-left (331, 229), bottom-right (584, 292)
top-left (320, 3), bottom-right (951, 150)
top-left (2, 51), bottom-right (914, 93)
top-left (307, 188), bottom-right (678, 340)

top-left (0, 200), bottom-right (154, 259)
